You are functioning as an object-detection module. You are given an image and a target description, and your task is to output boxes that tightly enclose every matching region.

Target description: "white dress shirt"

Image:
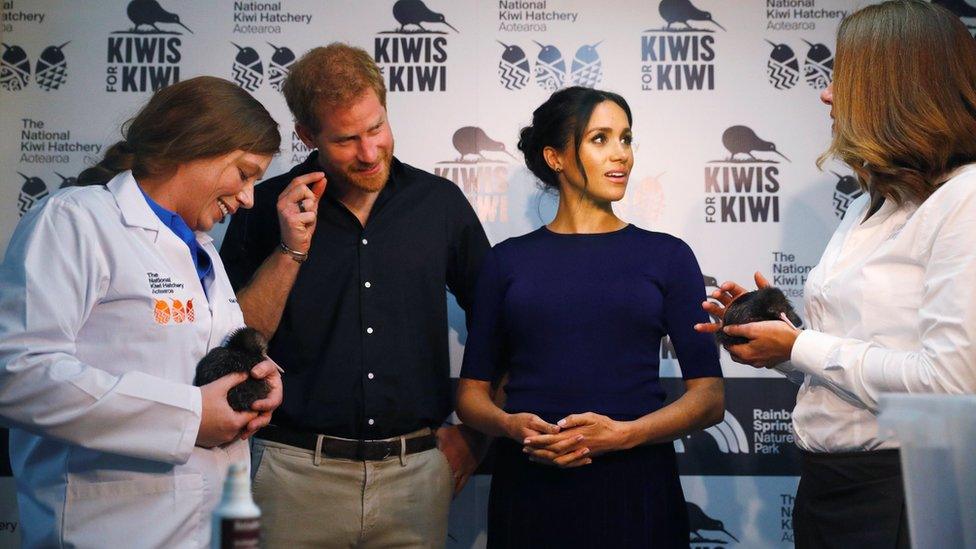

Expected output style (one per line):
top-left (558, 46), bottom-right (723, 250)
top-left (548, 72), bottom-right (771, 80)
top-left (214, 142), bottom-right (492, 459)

top-left (779, 163), bottom-right (976, 452)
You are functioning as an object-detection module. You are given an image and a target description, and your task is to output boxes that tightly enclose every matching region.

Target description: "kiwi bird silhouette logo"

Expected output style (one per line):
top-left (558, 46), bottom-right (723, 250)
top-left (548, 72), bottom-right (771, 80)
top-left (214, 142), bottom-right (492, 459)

top-left (765, 40), bottom-right (798, 90)
top-left (232, 43), bottom-right (263, 92)
top-left (126, 0), bottom-right (193, 34)
top-left (266, 43), bottom-right (295, 91)
top-left (832, 170), bottom-right (863, 218)
top-left (55, 172), bottom-right (78, 189)
top-left (570, 42), bottom-right (603, 88)
top-left (451, 127), bottom-right (517, 163)
top-left (1, 44), bottom-right (31, 91)
top-left (658, 0), bottom-right (726, 31)
top-left (392, 0), bottom-right (458, 33)
top-left (686, 502), bottom-right (740, 544)
top-left (802, 40), bottom-right (833, 90)
top-left (720, 126), bottom-right (790, 163)
top-left (534, 41), bottom-right (565, 92)
top-left (17, 173), bottom-right (49, 217)
top-left (498, 41), bottom-right (530, 90)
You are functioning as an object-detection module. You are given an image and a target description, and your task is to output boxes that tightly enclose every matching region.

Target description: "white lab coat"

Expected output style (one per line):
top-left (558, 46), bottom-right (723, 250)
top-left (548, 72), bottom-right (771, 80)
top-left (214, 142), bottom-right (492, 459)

top-left (0, 171), bottom-right (248, 548)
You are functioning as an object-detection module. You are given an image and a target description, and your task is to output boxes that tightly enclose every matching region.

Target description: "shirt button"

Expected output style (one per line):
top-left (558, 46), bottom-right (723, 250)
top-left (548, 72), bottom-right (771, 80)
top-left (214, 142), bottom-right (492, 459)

top-left (364, 281), bottom-right (371, 288)
top-left (367, 372), bottom-right (375, 380)
top-left (361, 238), bottom-right (368, 245)
top-left (368, 418), bottom-right (375, 426)
top-left (366, 327), bottom-right (374, 334)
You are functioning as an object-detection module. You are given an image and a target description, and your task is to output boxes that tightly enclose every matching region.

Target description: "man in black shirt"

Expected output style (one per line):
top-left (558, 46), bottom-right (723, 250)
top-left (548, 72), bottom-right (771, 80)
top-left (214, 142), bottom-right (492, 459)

top-left (220, 43), bottom-right (490, 547)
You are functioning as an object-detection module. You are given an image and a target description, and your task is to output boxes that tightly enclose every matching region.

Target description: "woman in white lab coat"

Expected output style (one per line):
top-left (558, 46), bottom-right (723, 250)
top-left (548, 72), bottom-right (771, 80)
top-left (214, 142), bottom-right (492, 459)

top-left (0, 76), bottom-right (307, 547)
top-left (696, 3), bottom-right (976, 548)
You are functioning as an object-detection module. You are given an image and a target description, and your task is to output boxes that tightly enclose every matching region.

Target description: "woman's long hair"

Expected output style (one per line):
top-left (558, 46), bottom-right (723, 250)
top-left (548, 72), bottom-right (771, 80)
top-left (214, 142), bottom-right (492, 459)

top-left (818, 1), bottom-right (976, 205)
top-left (78, 76), bottom-right (280, 185)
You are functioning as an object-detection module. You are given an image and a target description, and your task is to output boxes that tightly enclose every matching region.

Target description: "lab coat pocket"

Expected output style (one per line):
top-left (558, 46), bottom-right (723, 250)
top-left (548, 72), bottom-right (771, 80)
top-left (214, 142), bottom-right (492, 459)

top-left (63, 473), bottom-right (204, 548)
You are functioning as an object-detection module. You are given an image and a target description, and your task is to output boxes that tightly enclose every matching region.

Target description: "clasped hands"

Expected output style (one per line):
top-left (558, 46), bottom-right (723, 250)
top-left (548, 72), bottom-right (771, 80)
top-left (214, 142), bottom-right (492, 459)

top-left (694, 272), bottom-right (800, 369)
top-left (504, 411), bottom-right (633, 468)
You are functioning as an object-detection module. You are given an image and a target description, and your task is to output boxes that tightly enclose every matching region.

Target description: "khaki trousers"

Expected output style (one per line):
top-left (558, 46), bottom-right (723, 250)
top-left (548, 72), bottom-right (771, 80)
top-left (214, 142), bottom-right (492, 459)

top-left (251, 435), bottom-right (452, 548)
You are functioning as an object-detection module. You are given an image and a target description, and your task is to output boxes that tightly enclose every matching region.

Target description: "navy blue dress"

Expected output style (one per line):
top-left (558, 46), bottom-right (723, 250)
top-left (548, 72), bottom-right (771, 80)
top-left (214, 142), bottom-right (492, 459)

top-left (461, 225), bottom-right (722, 548)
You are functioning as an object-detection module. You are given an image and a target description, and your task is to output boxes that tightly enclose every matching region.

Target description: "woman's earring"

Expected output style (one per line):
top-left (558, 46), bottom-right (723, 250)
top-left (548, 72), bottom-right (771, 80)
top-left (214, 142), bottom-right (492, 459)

top-left (555, 167), bottom-right (563, 173)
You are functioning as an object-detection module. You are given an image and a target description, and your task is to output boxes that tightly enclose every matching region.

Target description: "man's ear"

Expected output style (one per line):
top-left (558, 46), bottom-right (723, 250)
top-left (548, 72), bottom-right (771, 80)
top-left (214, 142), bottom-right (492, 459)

top-left (295, 124), bottom-right (316, 149)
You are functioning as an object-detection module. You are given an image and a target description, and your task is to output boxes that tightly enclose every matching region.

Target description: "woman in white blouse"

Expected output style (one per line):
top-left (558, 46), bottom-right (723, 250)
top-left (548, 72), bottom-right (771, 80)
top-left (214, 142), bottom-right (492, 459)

top-left (696, 2), bottom-right (976, 548)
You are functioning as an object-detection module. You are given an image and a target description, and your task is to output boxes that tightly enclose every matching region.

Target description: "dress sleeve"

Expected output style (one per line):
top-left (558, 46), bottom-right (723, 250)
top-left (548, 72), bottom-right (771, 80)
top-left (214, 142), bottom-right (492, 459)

top-left (445, 184), bottom-right (491, 332)
top-left (786, 184), bottom-right (976, 410)
top-left (460, 247), bottom-right (507, 381)
top-left (662, 238), bottom-right (723, 379)
top-left (0, 199), bottom-right (202, 464)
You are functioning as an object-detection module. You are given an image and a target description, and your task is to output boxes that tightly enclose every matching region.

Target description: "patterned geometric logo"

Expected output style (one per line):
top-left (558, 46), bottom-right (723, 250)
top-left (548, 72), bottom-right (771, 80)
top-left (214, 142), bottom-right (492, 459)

top-left (231, 43), bottom-right (262, 91)
top-left (831, 170), bottom-right (863, 218)
top-left (231, 43), bottom-right (296, 92)
top-left (687, 501), bottom-right (740, 545)
top-left (933, 0), bottom-right (976, 32)
top-left (497, 40), bottom-right (603, 91)
top-left (765, 39), bottom-right (833, 90)
top-left (16, 172), bottom-right (49, 217)
top-left (764, 40), bottom-right (798, 90)
top-left (154, 298), bottom-right (195, 324)
top-left (1, 42), bottom-right (70, 92)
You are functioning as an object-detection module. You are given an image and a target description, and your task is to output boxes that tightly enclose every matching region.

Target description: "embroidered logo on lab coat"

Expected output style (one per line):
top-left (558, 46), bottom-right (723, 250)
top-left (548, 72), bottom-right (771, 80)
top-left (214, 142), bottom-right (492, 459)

top-left (154, 298), bottom-right (194, 325)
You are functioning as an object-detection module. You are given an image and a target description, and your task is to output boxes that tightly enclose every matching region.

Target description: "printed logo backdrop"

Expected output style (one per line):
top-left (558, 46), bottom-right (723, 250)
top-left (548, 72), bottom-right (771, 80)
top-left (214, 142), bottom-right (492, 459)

top-left (0, 1), bottom-right (927, 547)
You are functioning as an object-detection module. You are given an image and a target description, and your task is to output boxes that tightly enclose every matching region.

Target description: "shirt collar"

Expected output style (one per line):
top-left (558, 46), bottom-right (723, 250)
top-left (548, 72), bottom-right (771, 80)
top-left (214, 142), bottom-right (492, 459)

top-left (138, 185), bottom-right (197, 246)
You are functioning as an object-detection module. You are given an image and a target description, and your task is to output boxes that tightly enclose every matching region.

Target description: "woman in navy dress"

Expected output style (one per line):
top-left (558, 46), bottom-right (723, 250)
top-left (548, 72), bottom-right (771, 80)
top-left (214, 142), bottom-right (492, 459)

top-left (457, 87), bottom-right (724, 548)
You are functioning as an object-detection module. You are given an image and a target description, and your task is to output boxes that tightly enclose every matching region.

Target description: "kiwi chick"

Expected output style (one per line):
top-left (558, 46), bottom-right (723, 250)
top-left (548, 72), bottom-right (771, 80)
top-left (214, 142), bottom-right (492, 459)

top-left (716, 287), bottom-right (803, 347)
top-left (194, 327), bottom-right (270, 411)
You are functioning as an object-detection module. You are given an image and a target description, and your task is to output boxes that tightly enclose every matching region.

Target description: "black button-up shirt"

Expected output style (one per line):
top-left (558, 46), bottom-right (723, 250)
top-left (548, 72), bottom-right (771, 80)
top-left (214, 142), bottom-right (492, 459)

top-left (220, 153), bottom-right (490, 439)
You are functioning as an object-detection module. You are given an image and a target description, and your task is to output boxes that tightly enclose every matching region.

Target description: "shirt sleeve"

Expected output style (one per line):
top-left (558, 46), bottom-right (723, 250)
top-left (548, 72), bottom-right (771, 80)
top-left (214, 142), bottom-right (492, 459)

top-left (459, 248), bottom-right (507, 382)
top-left (445, 184), bottom-right (491, 332)
top-left (663, 238), bottom-right (723, 379)
top-left (788, 184), bottom-right (976, 410)
top-left (0, 199), bottom-right (202, 464)
top-left (219, 196), bottom-right (278, 292)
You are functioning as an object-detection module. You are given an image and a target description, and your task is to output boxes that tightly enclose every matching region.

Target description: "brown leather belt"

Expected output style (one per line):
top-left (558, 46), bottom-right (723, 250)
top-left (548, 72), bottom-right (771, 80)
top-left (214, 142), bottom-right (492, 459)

top-left (257, 425), bottom-right (437, 461)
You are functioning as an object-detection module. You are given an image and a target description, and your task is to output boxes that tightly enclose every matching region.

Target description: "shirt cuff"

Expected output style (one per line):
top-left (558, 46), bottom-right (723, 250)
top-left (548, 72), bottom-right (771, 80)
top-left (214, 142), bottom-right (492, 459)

top-left (789, 330), bottom-right (840, 377)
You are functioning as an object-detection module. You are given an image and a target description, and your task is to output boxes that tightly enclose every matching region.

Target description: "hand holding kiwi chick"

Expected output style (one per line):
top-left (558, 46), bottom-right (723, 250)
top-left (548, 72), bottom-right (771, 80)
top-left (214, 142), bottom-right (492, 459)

top-left (715, 287), bottom-right (803, 347)
top-left (194, 327), bottom-right (271, 411)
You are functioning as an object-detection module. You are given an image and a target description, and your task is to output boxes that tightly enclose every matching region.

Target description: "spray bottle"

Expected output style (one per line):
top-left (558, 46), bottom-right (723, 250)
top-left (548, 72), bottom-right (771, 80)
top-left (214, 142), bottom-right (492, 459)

top-left (211, 461), bottom-right (260, 548)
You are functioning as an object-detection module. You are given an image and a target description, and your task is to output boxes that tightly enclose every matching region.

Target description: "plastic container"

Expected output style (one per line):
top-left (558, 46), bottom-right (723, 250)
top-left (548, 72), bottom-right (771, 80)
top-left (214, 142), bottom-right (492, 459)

top-left (211, 461), bottom-right (261, 549)
top-left (877, 394), bottom-right (976, 549)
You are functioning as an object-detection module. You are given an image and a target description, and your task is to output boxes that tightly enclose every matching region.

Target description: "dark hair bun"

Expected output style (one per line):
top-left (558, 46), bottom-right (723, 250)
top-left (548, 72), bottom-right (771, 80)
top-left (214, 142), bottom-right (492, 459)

top-left (517, 86), bottom-right (632, 192)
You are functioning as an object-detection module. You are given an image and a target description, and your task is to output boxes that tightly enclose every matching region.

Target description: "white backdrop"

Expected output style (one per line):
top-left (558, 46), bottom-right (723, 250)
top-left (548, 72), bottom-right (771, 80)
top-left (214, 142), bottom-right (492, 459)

top-left (4, 1), bottom-right (970, 547)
